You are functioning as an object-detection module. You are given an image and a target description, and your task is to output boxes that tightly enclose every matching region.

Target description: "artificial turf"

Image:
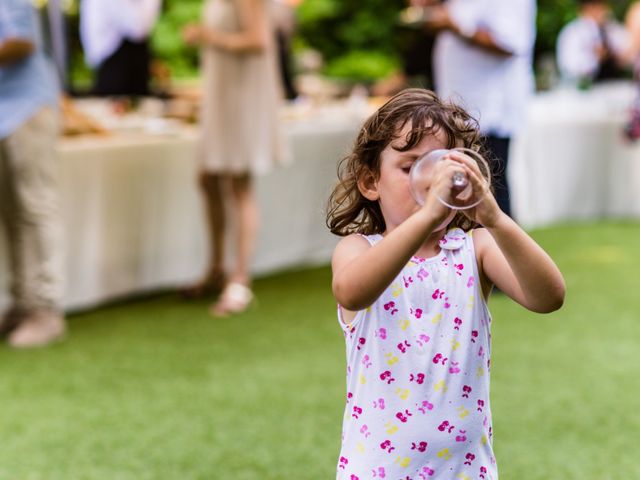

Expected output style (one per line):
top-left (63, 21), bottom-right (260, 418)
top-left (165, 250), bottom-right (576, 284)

top-left (0, 221), bottom-right (638, 479)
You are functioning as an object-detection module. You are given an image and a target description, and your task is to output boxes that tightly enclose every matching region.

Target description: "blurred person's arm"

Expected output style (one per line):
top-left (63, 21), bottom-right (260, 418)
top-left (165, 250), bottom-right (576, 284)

top-left (0, 38), bottom-right (34, 65)
top-left (183, 0), bottom-right (267, 53)
top-left (424, 0), bottom-right (535, 57)
top-left (422, 6), bottom-right (511, 55)
top-left (0, 0), bottom-right (37, 66)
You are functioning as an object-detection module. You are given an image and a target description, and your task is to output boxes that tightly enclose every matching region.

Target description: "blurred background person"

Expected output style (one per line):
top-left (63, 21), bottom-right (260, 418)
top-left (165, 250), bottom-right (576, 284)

top-left (0, 0), bottom-right (65, 347)
top-left (80, 0), bottom-right (162, 97)
top-left (424, 0), bottom-right (537, 219)
top-left (181, 0), bottom-right (288, 316)
top-left (272, 0), bottom-right (300, 100)
top-left (373, 0), bottom-right (441, 96)
top-left (557, 0), bottom-right (629, 86)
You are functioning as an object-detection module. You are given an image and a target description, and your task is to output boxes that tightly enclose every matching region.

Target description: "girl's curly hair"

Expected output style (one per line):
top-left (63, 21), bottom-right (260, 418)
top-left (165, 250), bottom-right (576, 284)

top-left (326, 88), bottom-right (491, 236)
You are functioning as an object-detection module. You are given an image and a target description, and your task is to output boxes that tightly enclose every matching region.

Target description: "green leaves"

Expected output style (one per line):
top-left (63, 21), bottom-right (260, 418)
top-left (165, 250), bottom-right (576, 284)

top-left (151, 0), bottom-right (201, 79)
top-left (323, 50), bottom-right (399, 83)
top-left (297, 0), bottom-right (405, 83)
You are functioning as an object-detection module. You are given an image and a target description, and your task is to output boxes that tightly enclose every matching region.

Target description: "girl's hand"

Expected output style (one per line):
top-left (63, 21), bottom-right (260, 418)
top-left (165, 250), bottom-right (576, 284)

top-left (182, 24), bottom-right (204, 46)
top-left (445, 151), bottom-right (503, 228)
top-left (419, 156), bottom-right (458, 228)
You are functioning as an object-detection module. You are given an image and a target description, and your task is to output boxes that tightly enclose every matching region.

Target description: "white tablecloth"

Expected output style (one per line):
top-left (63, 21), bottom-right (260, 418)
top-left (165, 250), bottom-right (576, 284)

top-left (510, 82), bottom-right (640, 229)
top-left (0, 105), bottom-right (362, 312)
top-left (5, 85), bottom-right (640, 312)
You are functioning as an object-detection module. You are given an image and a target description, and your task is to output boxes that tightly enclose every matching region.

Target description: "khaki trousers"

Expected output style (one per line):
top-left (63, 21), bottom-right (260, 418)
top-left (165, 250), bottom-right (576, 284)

top-left (0, 107), bottom-right (64, 313)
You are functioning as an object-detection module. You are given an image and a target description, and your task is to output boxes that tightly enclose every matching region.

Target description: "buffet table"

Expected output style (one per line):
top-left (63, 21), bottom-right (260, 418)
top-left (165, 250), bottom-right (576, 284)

top-left (3, 84), bottom-right (640, 312)
top-left (510, 82), bottom-right (640, 229)
top-left (0, 103), bottom-right (363, 311)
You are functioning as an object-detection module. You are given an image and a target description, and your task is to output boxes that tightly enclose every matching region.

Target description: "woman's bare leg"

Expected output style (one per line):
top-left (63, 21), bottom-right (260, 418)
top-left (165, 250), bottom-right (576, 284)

top-left (182, 171), bottom-right (227, 298)
top-left (228, 173), bottom-right (258, 286)
top-left (210, 173), bottom-right (258, 316)
top-left (200, 172), bottom-right (227, 277)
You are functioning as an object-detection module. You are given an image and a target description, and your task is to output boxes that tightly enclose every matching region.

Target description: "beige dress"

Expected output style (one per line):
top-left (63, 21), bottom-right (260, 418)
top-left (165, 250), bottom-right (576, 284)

top-left (198, 0), bottom-right (287, 175)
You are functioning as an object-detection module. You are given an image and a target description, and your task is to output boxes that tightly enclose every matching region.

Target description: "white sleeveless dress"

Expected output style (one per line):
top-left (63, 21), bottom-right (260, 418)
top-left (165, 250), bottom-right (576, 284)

top-left (198, 0), bottom-right (288, 175)
top-left (336, 228), bottom-right (498, 480)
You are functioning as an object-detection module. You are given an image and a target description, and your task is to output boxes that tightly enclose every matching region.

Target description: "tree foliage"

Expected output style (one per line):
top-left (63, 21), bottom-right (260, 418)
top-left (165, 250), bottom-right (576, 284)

top-left (295, 0), bottom-right (406, 81)
top-left (297, 0), bottom-right (636, 82)
top-left (64, 0), bottom-right (637, 85)
top-left (151, 0), bottom-right (201, 78)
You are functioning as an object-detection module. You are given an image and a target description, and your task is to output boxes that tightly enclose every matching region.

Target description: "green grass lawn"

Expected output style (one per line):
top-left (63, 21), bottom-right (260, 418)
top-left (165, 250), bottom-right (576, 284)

top-left (1, 221), bottom-right (639, 479)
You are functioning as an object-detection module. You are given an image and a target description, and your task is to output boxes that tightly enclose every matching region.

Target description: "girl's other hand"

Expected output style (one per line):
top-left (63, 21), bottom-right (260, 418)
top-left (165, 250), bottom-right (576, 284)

top-left (446, 151), bottom-right (502, 227)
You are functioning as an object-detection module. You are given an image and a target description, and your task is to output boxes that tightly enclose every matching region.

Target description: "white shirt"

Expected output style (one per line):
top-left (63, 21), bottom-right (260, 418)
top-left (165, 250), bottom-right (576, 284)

top-left (433, 0), bottom-right (537, 137)
top-left (80, 0), bottom-right (161, 67)
top-left (556, 17), bottom-right (628, 81)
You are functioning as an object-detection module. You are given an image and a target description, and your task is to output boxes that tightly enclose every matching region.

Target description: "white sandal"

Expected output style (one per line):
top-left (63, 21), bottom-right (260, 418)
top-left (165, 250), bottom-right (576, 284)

top-left (210, 282), bottom-right (254, 317)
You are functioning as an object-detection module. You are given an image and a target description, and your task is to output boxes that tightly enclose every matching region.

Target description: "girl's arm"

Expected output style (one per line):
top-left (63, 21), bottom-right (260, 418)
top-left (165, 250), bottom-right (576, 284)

top-left (184, 0), bottom-right (268, 53)
top-left (450, 151), bottom-right (565, 313)
top-left (474, 218), bottom-right (565, 313)
top-left (332, 160), bottom-right (457, 312)
top-left (332, 210), bottom-right (442, 312)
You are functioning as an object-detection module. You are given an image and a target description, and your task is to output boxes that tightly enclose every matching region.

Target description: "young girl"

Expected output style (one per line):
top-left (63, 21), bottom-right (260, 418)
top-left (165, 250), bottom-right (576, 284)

top-left (326, 89), bottom-right (565, 479)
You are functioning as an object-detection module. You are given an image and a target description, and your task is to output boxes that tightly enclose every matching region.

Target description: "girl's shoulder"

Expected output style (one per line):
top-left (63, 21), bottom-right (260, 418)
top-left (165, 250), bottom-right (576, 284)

top-left (469, 227), bottom-right (491, 249)
top-left (468, 227), bottom-right (496, 297)
top-left (331, 233), bottom-right (374, 266)
top-left (467, 227), bottom-right (492, 261)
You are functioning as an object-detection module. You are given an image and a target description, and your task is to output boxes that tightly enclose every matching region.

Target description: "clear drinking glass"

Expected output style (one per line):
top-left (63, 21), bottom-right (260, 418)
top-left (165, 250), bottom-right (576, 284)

top-left (409, 147), bottom-right (491, 209)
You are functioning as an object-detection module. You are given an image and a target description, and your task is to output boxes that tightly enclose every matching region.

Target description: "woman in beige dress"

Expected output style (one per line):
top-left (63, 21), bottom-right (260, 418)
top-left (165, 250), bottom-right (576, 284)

top-left (183, 0), bottom-right (286, 315)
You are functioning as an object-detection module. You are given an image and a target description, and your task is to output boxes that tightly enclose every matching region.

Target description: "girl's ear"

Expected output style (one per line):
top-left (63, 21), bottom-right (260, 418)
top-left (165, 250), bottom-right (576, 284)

top-left (357, 167), bottom-right (379, 201)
